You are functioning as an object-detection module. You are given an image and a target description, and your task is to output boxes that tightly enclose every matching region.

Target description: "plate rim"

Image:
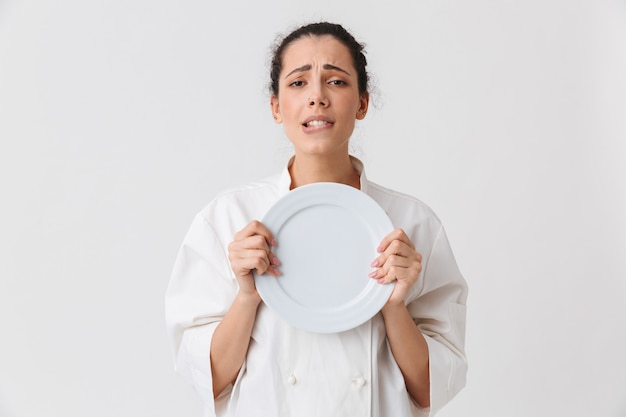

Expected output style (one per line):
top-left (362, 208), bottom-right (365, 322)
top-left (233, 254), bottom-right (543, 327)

top-left (254, 182), bottom-right (395, 333)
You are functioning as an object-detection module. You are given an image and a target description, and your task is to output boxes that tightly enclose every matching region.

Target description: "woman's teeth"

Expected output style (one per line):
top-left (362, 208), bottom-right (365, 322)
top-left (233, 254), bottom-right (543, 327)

top-left (306, 120), bottom-right (328, 127)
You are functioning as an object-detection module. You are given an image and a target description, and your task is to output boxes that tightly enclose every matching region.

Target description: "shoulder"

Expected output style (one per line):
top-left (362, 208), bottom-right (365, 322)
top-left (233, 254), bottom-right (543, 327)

top-left (196, 173), bottom-right (284, 232)
top-left (365, 180), bottom-right (442, 229)
top-left (203, 173), bottom-right (282, 210)
top-left (364, 180), bottom-right (445, 250)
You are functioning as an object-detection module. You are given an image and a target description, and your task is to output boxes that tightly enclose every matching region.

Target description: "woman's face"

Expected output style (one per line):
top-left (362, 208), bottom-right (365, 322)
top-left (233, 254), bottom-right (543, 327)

top-left (271, 35), bottom-right (369, 158)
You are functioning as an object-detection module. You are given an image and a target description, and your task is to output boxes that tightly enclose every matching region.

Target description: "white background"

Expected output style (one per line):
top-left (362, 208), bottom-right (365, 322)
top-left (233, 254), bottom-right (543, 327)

top-left (1, 0), bottom-right (625, 416)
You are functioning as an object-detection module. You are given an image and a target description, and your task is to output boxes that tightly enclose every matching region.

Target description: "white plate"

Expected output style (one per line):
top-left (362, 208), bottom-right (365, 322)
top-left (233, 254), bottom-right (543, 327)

top-left (255, 182), bottom-right (395, 333)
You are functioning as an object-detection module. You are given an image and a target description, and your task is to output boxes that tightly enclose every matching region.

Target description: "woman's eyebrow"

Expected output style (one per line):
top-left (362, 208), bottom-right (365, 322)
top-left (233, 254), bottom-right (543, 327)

top-left (323, 64), bottom-right (351, 76)
top-left (285, 64), bottom-right (312, 78)
top-left (284, 64), bottom-right (351, 78)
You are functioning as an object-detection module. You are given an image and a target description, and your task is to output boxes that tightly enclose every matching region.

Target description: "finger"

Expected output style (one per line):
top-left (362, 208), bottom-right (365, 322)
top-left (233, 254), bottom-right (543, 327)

top-left (376, 228), bottom-right (414, 252)
top-left (257, 250), bottom-right (282, 276)
top-left (229, 226), bottom-right (282, 278)
top-left (379, 265), bottom-right (403, 284)
top-left (371, 240), bottom-right (413, 268)
top-left (371, 264), bottom-right (406, 284)
top-left (369, 254), bottom-right (412, 280)
top-left (375, 262), bottom-right (422, 285)
top-left (229, 235), bottom-right (274, 261)
top-left (234, 220), bottom-right (277, 247)
top-left (231, 248), bottom-right (281, 276)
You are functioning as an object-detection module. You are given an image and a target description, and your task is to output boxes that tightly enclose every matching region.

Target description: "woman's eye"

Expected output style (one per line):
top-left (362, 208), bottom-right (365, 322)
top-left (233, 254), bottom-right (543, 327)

top-left (329, 79), bottom-right (346, 86)
top-left (289, 80), bottom-right (304, 87)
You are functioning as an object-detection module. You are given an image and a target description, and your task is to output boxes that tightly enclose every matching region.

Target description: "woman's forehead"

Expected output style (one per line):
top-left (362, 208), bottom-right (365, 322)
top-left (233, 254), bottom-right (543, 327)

top-left (281, 35), bottom-right (353, 72)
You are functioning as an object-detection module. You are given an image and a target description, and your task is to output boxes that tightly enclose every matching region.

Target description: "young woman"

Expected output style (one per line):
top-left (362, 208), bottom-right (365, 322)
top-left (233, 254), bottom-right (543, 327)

top-left (166, 22), bottom-right (467, 417)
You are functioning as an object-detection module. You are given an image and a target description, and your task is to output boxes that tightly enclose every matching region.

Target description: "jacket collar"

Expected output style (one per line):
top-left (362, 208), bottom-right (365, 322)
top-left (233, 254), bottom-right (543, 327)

top-left (278, 155), bottom-right (369, 197)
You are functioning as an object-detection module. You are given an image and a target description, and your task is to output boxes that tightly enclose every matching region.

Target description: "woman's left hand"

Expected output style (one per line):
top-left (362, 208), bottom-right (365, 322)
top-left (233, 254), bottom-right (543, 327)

top-left (369, 228), bottom-right (422, 306)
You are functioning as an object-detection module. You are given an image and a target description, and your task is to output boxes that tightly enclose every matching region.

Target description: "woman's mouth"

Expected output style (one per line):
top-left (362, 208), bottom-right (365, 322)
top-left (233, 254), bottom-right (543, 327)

top-left (304, 120), bottom-right (330, 127)
top-left (302, 116), bottom-right (334, 131)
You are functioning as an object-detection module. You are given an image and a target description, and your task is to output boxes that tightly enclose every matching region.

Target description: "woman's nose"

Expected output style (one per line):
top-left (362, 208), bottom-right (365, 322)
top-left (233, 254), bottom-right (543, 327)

top-left (307, 95), bottom-right (328, 107)
top-left (307, 83), bottom-right (328, 107)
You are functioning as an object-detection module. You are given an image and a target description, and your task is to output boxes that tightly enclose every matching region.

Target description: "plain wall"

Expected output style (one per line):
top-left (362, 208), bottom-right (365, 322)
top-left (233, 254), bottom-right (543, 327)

top-left (1, 0), bottom-right (625, 416)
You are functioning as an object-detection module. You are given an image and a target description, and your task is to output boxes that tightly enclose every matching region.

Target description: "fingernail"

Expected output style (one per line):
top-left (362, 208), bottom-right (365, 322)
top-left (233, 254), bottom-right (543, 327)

top-left (272, 257), bottom-right (281, 266)
top-left (370, 259), bottom-right (379, 267)
top-left (271, 238), bottom-right (278, 247)
top-left (377, 278), bottom-right (385, 284)
top-left (368, 271), bottom-right (378, 278)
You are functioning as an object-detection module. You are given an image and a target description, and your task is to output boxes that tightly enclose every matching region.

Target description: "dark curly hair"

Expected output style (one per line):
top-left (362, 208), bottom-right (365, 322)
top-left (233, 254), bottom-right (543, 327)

top-left (269, 22), bottom-right (369, 98)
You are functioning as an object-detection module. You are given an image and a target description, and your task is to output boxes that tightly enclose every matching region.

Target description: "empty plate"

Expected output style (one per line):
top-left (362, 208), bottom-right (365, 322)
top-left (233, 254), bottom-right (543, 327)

top-left (254, 182), bottom-right (395, 333)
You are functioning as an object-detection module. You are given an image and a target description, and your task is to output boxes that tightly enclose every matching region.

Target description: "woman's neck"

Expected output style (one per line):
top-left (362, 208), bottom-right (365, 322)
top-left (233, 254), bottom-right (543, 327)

top-left (288, 154), bottom-right (360, 190)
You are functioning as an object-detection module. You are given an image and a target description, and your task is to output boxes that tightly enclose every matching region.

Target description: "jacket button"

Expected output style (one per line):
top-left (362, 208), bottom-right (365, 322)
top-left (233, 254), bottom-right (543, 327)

top-left (353, 377), bottom-right (366, 387)
top-left (287, 374), bottom-right (297, 385)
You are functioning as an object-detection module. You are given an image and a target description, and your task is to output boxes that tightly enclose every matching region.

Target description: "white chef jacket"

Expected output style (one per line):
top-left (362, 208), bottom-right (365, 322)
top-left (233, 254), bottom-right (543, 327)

top-left (166, 156), bottom-right (468, 417)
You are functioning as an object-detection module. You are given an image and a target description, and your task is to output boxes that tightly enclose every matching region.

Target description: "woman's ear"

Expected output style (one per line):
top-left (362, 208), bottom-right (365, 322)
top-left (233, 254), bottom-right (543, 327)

top-left (270, 95), bottom-right (282, 124)
top-left (356, 92), bottom-right (370, 120)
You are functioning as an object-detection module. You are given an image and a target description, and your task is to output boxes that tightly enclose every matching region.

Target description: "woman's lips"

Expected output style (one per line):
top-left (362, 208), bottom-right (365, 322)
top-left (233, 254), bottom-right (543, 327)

top-left (302, 116), bottom-right (334, 132)
top-left (305, 120), bottom-right (329, 127)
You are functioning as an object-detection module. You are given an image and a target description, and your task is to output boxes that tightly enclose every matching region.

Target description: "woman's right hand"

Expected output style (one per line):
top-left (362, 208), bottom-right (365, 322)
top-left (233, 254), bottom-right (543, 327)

top-left (213, 221), bottom-right (279, 397)
top-left (228, 220), bottom-right (281, 297)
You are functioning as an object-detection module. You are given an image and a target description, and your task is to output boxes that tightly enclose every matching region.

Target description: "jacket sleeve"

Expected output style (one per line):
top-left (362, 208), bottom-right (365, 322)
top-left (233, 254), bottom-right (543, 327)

top-left (407, 225), bottom-right (468, 416)
top-left (165, 214), bottom-right (238, 413)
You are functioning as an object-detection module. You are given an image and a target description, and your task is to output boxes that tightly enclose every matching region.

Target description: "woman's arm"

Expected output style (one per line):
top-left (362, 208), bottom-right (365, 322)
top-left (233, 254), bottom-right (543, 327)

top-left (380, 301), bottom-right (430, 407)
top-left (210, 291), bottom-right (262, 397)
top-left (370, 228), bottom-right (430, 407)
top-left (210, 221), bottom-right (280, 398)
